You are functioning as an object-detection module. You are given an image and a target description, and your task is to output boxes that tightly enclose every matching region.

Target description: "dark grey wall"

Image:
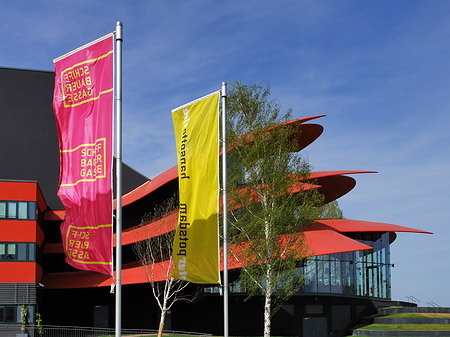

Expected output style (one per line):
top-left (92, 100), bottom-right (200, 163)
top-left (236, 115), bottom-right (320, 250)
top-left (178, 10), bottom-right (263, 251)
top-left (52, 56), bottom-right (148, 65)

top-left (0, 67), bottom-right (149, 210)
top-left (0, 67), bottom-right (61, 209)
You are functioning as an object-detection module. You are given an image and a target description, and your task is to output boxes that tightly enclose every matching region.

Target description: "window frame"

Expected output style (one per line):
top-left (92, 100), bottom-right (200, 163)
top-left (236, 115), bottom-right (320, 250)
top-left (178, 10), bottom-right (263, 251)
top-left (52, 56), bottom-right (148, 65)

top-left (0, 242), bottom-right (36, 262)
top-left (0, 200), bottom-right (37, 220)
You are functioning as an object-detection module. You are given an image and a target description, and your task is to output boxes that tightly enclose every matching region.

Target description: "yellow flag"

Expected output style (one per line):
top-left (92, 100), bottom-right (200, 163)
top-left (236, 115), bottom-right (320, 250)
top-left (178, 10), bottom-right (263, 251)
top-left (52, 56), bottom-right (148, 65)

top-left (171, 91), bottom-right (220, 284)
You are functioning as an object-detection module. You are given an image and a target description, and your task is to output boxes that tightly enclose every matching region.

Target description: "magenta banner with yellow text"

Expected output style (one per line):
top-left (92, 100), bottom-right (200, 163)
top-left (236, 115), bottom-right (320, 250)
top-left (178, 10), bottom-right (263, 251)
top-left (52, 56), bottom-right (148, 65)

top-left (53, 34), bottom-right (114, 275)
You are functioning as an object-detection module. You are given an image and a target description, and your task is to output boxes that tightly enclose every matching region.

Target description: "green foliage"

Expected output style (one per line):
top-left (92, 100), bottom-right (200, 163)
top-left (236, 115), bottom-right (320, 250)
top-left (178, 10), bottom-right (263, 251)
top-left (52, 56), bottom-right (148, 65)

top-left (20, 305), bottom-right (28, 328)
top-left (225, 81), bottom-right (325, 317)
top-left (318, 200), bottom-right (344, 219)
top-left (35, 312), bottom-right (43, 336)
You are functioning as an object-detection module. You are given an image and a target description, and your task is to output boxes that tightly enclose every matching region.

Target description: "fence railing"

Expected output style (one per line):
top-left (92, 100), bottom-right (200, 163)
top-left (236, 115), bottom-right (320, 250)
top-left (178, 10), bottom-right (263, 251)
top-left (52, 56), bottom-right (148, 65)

top-left (426, 301), bottom-right (440, 307)
top-left (405, 295), bottom-right (421, 304)
top-left (0, 324), bottom-right (212, 337)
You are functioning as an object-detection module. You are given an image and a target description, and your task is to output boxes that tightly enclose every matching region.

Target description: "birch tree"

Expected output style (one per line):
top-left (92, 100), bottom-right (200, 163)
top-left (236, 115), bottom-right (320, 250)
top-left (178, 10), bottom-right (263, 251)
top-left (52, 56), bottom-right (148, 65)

top-left (133, 196), bottom-right (202, 337)
top-left (226, 81), bottom-right (325, 337)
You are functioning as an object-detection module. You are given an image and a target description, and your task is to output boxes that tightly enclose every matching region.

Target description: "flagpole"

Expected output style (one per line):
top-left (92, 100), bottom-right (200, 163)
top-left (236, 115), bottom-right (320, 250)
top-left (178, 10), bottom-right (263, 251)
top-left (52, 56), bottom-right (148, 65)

top-left (221, 82), bottom-right (229, 337)
top-left (115, 21), bottom-right (123, 337)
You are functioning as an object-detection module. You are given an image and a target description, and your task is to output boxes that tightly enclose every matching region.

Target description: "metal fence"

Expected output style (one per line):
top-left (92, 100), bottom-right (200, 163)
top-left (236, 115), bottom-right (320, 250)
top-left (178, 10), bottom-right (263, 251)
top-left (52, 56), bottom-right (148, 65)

top-left (0, 324), bottom-right (212, 337)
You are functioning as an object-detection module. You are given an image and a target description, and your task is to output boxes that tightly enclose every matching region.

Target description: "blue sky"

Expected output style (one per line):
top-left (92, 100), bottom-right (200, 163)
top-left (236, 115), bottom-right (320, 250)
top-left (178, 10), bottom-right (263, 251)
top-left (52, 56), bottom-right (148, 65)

top-left (1, 0), bottom-right (449, 306)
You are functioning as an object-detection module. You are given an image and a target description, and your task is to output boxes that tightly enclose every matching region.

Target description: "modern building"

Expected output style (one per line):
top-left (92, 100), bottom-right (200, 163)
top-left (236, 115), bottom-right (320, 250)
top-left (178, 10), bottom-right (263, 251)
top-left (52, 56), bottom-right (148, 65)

top-left (0, 67), bottom-right (430, 337)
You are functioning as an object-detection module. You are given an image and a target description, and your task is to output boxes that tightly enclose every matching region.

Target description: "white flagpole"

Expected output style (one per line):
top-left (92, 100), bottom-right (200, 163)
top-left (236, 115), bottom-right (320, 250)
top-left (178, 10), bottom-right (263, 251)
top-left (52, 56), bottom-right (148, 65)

top-left (221, 82), bottom-right (229, 337)
top-left (115, 21), bottom-right (123, 337)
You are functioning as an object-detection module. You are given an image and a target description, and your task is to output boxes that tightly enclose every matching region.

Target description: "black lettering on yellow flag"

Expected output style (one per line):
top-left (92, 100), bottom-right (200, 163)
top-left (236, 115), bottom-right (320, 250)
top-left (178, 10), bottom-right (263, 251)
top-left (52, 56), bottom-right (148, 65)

top-left (171, 91), bottom-right (220, 284)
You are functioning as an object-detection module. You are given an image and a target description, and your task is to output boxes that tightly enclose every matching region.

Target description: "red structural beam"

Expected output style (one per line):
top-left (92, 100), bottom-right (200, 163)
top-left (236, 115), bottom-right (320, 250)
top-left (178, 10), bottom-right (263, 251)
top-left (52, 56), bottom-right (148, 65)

top-left (313, 219), bottom-right (432, 235)
top-left (39, 116), bottom-right (431, 289)
top-left (41, 216), bottom-right (429, 289)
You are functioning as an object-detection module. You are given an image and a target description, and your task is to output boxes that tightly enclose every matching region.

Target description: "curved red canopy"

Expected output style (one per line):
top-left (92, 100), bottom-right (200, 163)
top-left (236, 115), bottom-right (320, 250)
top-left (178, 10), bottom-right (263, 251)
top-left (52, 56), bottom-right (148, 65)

top-left (42, 115), bottom-right (431, 289)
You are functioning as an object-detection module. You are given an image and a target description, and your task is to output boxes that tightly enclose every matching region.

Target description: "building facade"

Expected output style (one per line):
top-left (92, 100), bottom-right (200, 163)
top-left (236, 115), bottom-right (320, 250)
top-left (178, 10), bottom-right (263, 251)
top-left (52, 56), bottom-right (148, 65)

top-left (0, 67), bottom-right (429, 336)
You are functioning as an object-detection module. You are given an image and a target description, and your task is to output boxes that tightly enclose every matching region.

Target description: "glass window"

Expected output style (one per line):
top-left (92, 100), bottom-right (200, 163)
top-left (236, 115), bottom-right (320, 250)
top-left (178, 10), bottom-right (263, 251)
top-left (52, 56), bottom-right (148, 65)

top-left (8, 202), bottom-right (17, 219)
top-left (0, 243), bottom-right (5, 259)
top-left (28, 243), bottom-right (35, 261)
top-left (317, 257), bottom-right (330, 292)
top-left (0, 242), bottom-right (37, 262)
top-left (18, 243), bottom-right (27, 261)
top-left (27, 305), bottom-right (34, 324)
top-left (0, 306), bottom-right (4, 323)
top-left (16, 306), bottom-right (21, 324)
top-left (15, 305), bottom-right (33, 324)
top-left (0, 201), bottom-right (37, 220)
top-left (5, 306), bottom-right (15, 323)
top-left (330, 257), bottom-right (342, 293)
top-left (28, 202), bottom-right (36, 220)
top-left (304, 259), bottom-right (318, 292)
top-left (0, 202), bottom-right (6, 218)
top-left (7, 243), bottom-right (16, 259)
top-left (18, 202), bottom-right (28, 220)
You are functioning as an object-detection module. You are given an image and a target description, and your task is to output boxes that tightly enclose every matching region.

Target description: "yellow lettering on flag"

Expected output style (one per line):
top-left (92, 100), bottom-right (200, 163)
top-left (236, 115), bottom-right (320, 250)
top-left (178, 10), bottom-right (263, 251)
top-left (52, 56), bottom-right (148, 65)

top-left (171, 91), bottom-right (220, 284)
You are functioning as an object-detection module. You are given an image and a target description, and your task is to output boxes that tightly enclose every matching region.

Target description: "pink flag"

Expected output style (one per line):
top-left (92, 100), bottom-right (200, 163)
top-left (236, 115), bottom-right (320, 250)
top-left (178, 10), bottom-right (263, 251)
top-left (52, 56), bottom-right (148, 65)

top-left (53, 34), bottom-right (114, 275)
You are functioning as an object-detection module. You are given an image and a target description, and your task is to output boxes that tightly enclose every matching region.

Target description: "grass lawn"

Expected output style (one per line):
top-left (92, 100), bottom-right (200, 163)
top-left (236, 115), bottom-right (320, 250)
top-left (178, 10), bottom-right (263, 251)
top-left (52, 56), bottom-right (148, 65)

top-left (99, 335), bottom-right (192, 337)
top-left (351, 310), bottom-right (450, 336)
top-left (358, 324), bottom-right (450, 331)
top-left (378, 312), bottom-right (450, 319)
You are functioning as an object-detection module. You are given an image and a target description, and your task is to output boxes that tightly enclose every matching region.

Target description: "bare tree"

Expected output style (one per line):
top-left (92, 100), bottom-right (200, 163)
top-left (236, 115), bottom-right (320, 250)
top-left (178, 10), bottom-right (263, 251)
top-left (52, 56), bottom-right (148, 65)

top-left (133, 196), bottom-right (202, 337)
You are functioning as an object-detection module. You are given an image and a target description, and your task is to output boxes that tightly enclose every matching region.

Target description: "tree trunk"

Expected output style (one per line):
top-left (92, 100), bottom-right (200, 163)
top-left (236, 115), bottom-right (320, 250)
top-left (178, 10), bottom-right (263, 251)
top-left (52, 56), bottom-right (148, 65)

top-left (264, 286), bottom-right (271, 337)
top-left (158, 309), bottom-right (166, 337)
top-left (158, 322), bottom-right (164, 337)
top-left (264, 215), bottom-right (272, 337)
top-left (264, 254), bottom-right (272, 337)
